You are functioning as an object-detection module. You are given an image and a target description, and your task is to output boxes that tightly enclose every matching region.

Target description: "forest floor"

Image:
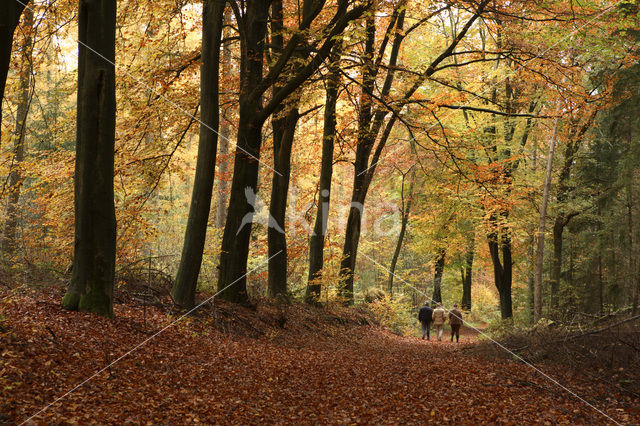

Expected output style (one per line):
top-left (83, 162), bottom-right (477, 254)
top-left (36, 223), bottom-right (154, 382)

top-left (1, 286), bottom-right (639, 425)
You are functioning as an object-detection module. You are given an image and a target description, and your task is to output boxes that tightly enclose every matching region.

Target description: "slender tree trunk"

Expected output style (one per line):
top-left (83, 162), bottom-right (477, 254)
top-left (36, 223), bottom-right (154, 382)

top-left (266, 0), bottom-right (301, 298)
top-left (3, 7), bottom-right (33, 255)
top-left (62, 0), bottom-right (117, 316)
top-left (432, 249), bottom-right (445, 303)
top-left (338, 3), bottom-right (483, 304)
top-left (216, 11), bottom-right (233, 230)
top-left (171, 0), bottom-right (225, 308)
top-left (534, 119), bottom-right (558, 323)
top-left (305, 44), bottom-right (341, 304)
top-left (387, 169), bottom-right (414, 296)
top-left (217, 0), bottom-right (367, 304)
top-left (461, 233), bottom-right (474, 310)
top-left (338, 15), bottom-right (376, 304)
top-left (550, 217), bottom-right (564, 312)
top-left (0, 0), bottom-right (27, 146)
top-left (267, 106), bottom-right (298, 297)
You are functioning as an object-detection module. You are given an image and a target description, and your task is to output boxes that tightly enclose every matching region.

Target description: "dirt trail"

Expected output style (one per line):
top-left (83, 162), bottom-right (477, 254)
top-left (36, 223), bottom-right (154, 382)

top-left (1, 289), bottom-right (637, 424)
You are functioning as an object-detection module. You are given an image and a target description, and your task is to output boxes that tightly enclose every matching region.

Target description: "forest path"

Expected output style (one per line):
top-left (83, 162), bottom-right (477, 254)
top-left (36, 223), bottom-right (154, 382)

top-left (1, 288), bottom-right (637, 424)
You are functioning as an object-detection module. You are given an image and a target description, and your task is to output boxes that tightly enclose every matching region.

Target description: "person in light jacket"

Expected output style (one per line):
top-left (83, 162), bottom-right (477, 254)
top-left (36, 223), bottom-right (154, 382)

top-left (448, 303), bottom-right (463, 343)
top-left (431, 303), bottom-right (446, 341)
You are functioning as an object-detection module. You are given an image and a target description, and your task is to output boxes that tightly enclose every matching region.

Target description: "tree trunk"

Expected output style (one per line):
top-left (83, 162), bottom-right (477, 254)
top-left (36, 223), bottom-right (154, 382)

top-left (534, 119), bottom-right (558, 322)
top-left (217, 0), bottom-right (270, 303)
top-left (215, 10), bottom-right (233, 230)
top-left (461, 234), bottom-right (474, 310)
top-left (267, 107), bottom-right (298, 297)
top-left (338, 3), bottom-right (483, 304)
top-left (387, 169), bottom-right (414, 296)
top-left (488, 215), bottom-right (513, 319)
top-left (0, 0), bottom-right (27, 146)
top-left (171, 0), bottom-right (225, 308)
top-left (305, 44), bottom-right (341, 304)
top-left (3, 7), bottom-right (33, 255)
top-left (338, 15), bottom-right (376, 304)
top-left (62, 0), bottom-right (117, 317)
top-left (432, 249), bottom-right (445, 303)
top-left (266, 0), bottom-right (301, 298)
top-left (217, 0), bottom-right (367, 304)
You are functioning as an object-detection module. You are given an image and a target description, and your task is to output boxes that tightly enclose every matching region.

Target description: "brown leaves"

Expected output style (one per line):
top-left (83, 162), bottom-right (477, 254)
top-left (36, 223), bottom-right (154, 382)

top-left (1, 288), bottom-right (637, 424)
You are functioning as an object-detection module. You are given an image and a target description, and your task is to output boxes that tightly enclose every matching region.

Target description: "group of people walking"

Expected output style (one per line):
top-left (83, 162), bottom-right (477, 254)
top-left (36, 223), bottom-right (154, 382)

top-left (418, 302), bottom-right (464, 342)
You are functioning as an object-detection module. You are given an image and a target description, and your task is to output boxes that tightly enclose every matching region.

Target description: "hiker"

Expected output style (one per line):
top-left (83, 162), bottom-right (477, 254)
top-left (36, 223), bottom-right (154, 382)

top-left (449, 303), bottom-right (463, 343)
top-left (432, 303), bottom-right (446, 341)
top-left (418, 302), bottom-right (433, 340)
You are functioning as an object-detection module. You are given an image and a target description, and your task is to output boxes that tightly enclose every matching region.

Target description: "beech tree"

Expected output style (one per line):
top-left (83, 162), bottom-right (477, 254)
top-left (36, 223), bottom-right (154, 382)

top-left (305, 43), bottom-right (341, 304)
top-left (217, 0), bottom-right (370, 303)
top-left (338, 0), bottom-right (488, 304)
top-left (171, 0), bottom-right (225, 308)
top-left (62, 0), bottom-right (117, 316)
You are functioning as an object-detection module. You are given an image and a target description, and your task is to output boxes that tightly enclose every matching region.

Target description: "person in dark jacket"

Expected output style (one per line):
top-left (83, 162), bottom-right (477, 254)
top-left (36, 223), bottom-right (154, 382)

top-left (418, 302), bottom-right (433, 340)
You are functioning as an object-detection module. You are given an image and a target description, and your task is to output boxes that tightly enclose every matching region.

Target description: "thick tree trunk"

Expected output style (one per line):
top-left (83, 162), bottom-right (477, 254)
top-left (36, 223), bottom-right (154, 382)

top-left (432, 249), bottom-right (445, 304)
top-left (305, 44), bottom-right (341, 304)
top-left (387, 170), bottom-right (414, 296)
top-left (3, 7), bottom-right (33, 255)
top-left (0, 0), bottom-right (27, 146)
top-left (267, 107), bottom-right (298, 297)
top-left (62, 0), bottom-right (117, 316)
top-left (534, 119), bottom-right (558, 322)
top-left (461, 234), bottom-right (474, 310)
top-left (217, 0), bottom-right (269, 303)
top-left (171, 0), bottom-right (225, 308)
top-left (217, 114), bottom-right (263, 303)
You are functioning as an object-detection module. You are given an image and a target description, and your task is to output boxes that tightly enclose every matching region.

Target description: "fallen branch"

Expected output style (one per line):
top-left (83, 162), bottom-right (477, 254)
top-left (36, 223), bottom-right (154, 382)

top-left (564, 315), bottom-right (640, 342)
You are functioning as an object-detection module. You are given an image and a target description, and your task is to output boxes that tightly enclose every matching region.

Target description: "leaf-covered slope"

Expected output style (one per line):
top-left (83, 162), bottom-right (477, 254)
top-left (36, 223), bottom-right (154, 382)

top-left (1, 289), bottom-right (637, 424)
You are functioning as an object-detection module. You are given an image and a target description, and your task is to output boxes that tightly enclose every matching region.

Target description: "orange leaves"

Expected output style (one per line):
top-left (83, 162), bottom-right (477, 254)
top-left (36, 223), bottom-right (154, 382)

top-left (1, 287), bottom-right (637, 424)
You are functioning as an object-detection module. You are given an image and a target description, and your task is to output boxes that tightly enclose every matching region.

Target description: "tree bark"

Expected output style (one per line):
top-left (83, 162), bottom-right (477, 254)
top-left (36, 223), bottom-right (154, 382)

top-left (266, 0), bottom-right (302, 298)
top-left (218, 0), bottom-right (368, 303)
top-left (3, 7), bottom-right (33, 255)
top-left (267, 105), bottom-right (298, 297)
top-left (171, 0), bottom-right (225, 308)
top-left (534, 119), bottom-right (558, 323)
top-left (62, 0), bottom-right (117, 316)
top-left (432, 249), bottom-right (445, 303)
top-left (216, 10), bottom-right (233, 230)
top-left (217, 0), bottom-right (270, 303)
top-left (461, 233), bottom-right (474, 310)
top-left (387, 168), bottom-right (414, 296)
top-left (488, 214), bottom-right (513, 319)
top-left (549, 113), bottom-right (594, 312)
top-left (305, 43), bottom-right (341, 304)
top-left (339, 8), bottom-right (405, 303)
top-left (0, 0), bottom-right (27, 146)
